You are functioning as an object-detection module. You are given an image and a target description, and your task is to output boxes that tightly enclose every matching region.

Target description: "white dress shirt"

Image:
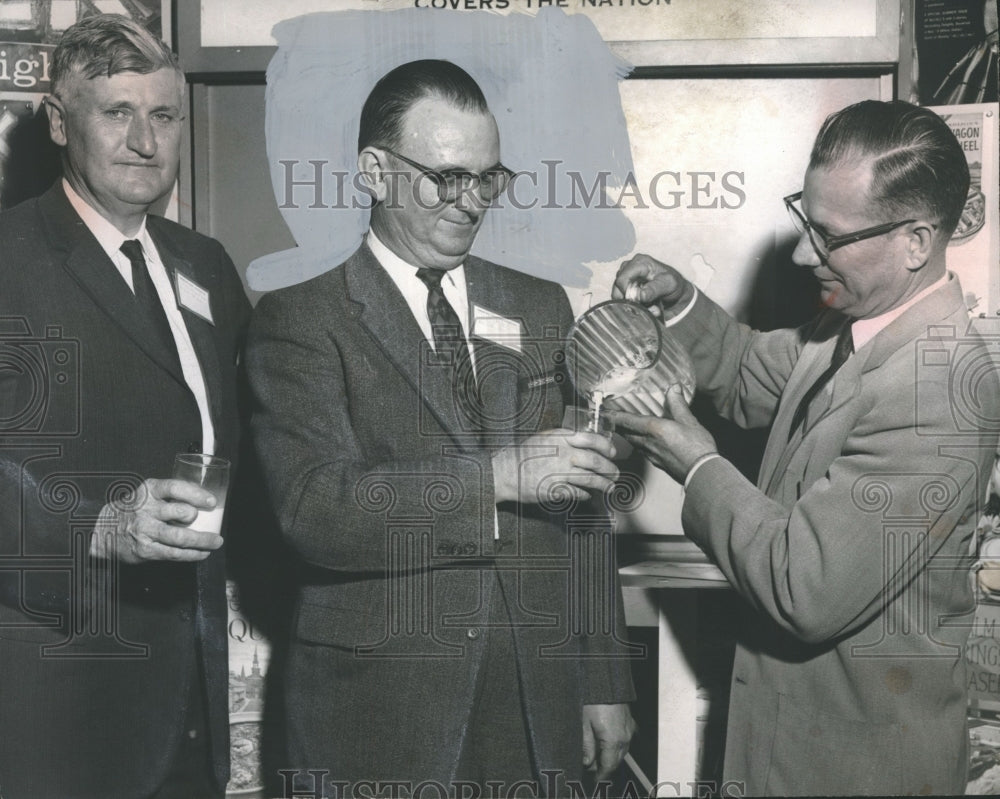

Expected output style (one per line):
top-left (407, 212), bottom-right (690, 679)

top-left (851, 273), bottom-right (948, 350)
top-left (366, 230), bottom-right (477, 369)
top-left (63, 179), bottom-right (216, 455)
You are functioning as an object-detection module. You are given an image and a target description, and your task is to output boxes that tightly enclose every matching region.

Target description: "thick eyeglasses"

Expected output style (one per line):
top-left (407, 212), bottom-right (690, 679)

top-left (383, 148), bottom-right (514, 202)
top-left (784, 191), bottom-right (916, 258)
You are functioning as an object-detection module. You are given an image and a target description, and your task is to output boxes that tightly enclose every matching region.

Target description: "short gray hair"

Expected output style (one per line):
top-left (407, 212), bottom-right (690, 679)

top-left (51, 14), bottom-right (181, 96)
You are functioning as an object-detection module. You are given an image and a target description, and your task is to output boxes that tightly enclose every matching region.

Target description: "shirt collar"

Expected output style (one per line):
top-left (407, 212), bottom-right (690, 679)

top-left (851, 273), bottom-right (949, 351)
top-left (366, 228), bottom-right (466, 292)
top-left (62, 177), bottom-right (149, 263)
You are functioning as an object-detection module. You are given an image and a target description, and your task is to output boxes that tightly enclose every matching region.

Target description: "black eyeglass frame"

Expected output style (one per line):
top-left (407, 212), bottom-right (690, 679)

top-left (783, 191), bottom-right (917, 256)
top-left (381, 147), bottom-right (515, 203)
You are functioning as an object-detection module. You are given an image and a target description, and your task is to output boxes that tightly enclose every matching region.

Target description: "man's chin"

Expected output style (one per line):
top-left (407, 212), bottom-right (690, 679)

top-left (432, 236), bottom-right (478, 261)
top-left (818, 284), bottom-right (845, 309)
top-left (114, 187), bottom-right (173, 209)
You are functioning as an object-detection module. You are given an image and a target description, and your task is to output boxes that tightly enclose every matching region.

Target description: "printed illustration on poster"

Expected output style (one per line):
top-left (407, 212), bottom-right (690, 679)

top-left (914, 0), bottom-right (998, 106)
top-left (927, 103), bottom-right (999, 316)
top-left (226, 580), bottom-right (269, 797)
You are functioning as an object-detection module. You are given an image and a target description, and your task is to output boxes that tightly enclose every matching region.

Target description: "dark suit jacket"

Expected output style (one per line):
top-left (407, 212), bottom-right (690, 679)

top-left (0, 183), bottom-right (250, 798)
top-left (673, 276), bottom-right (998, 796)
top-left (246, 244), bottom-right (635, 790)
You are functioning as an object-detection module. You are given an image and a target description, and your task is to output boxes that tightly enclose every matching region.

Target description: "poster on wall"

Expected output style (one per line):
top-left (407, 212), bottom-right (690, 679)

top-left (928, 103), bottom-right (999, 316)
top-left (0, 0), bottom-right (168, 207)
top-left (226, 581), bottom-right (269, 797)
top-left (193, 0), bottom-right (896, 67)
top-left (914, 0), bottom-right (998, 105)
top-left (967, 597), bottom-right (1000, 793)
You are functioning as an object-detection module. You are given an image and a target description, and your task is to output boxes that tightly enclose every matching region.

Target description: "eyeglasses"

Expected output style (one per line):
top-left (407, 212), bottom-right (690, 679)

top-left (783, 191), bottom-right (916, 258)
top-left (382, 148), bottom-right (514, 203)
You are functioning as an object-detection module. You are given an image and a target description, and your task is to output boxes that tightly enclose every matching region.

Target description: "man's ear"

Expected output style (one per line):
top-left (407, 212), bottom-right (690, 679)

top-left (902, 220), bottom-right (936, 271)
top-left (45, 95), bottom-right (68, 147)
top-left (357, 148), bottom-right (388, 204)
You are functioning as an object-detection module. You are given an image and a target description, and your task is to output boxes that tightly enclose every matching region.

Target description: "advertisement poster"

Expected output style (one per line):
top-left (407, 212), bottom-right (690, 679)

top-left (226, 581), bottom-right (269, 797)
top-left (915, 0), bottom-right (998, 106)
top-left (967, 598), bottom-right (1000, 792)
top-left (930, 103), bottom-right (999, 316)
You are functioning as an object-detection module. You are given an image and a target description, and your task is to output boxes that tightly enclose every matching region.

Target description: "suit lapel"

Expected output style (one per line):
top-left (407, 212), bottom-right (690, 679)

top-left (465, 258), bottom-right (521, 443)
top-left (41, 185), bottom-right (187, 385)
top-left (346, 246), bottom-right (472, 444)
top-left (761, 277), bottom-right (966, 494)
top-left (760, 313), bottom-right (850, 492)
top-left (149, 221), bottom-right (225, 432)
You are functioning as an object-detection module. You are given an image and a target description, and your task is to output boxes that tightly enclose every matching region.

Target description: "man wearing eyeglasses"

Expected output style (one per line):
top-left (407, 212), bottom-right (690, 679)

top-left (246, 59), bottom-right (635, 794)
top-left (609, 99), bottom-right (999, 796)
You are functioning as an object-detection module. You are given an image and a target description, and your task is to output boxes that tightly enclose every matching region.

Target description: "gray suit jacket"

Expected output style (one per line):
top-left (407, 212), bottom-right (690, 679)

top-left (672, 275), bottom-right (998, 795)
top-left (246, 244), bottom-right (635, 787)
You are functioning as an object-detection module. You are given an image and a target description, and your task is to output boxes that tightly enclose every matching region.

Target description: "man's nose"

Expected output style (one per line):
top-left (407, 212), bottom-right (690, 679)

top-left (126, 115), bottom-right (157, 157)
top-left (451, 181), bottom-right (491, 216)
top-left (791, 232), bottom-right (821, 268)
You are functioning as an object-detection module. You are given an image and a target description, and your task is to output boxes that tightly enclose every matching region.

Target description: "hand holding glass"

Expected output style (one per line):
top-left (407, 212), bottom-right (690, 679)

top-left (562, 405), bottom-right (615, 439)
top-left (173, 454), bottom-right (230, 536)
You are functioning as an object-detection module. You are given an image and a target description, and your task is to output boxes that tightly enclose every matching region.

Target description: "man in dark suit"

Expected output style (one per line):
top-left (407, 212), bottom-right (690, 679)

top-left (246, 60), bottom-right (636, 796)
top-left (611, 100), bottom-right (1000, 795)
top-left (0, 15), bottom-right (250, 799)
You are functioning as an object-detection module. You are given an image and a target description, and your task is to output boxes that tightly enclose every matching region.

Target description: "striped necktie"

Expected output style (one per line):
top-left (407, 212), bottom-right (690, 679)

top-left (415, 267), bottom-right (483, 432)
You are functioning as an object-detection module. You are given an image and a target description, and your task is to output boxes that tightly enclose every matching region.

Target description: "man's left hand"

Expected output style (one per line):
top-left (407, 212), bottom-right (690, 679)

top-left (607, 385), bottom-right (717, 483)
top-left (582, 703), bottom-right (636, 782)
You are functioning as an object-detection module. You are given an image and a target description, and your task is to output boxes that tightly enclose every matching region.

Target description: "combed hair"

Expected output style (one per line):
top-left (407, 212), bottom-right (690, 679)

top-left (358, 59), bottom-right (489, 152)
top-left (809, 100), bottom-right (969, 238)
top-left (51, 14), bottom-right (180, 96)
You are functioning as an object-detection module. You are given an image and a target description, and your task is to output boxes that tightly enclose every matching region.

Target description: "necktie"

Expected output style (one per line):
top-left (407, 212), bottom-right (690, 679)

top-left (120, 239), bottom-right (182, 374)
top-left (788, 321), bottom-right (853, 439)
top-left (415, 267), bottom-right (483, 431)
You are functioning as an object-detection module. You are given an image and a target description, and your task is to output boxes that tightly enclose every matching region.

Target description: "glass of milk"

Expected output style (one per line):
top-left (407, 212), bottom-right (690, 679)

top-left (173, 453), bottom-right (230, 536)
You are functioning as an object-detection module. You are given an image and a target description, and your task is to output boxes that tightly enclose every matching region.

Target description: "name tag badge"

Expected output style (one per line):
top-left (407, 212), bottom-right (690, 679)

top-left (175, 272), bottom-right (215, 325)
top-left (472, 305), bottom-right (521, 352)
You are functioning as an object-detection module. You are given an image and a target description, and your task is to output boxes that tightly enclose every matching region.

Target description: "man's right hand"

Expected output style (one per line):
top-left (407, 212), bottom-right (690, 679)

top-left (90, 478), bottom-right (223, 564)
top-left (492, 430), bottom-right (618, 505)
top-left (612, 253), bottom-right (694, 317)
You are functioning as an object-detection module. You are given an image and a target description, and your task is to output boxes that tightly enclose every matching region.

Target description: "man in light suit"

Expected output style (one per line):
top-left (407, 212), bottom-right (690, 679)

top-left (612, 100), bottom-right (1000, 796)
top-left (0, 15), bottom-right (250, 798)
top-left (246, 60), bottom-right (636, 795)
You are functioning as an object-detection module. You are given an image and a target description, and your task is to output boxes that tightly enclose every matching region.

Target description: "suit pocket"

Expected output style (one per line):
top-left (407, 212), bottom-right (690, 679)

top-left (294, 582), bottom-right (384, 649)
top-left (763, 694), bottom-right (903, 796)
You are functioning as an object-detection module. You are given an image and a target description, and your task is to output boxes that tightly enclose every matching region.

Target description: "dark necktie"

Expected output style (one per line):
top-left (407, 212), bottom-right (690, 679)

top-left (788, 321), bottom-right (854, 439)
top-left (120, 239), bottom-right (182, 374)
top-left (415, 267), bottom-right (483, 431)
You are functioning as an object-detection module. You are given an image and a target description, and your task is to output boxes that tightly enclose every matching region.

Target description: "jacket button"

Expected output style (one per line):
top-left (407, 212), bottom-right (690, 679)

top-left (187, 442), bottom-right (201, 454)
top-left (466, 628), bottom-right (480, 640)
top-left (179, 609), bottom-right (192, 621)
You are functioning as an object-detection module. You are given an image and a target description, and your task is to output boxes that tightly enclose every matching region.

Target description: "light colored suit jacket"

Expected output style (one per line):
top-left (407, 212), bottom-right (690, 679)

top-left (246, 244), bottom-right (635, 788)
top-left (672, 274), bottom-right (998, 795)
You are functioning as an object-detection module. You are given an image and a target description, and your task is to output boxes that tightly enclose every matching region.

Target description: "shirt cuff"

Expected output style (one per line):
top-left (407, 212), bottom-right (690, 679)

top-left (662, 286), bottom-right (699, 328)
top-left (684, 452), bottom-right (722, 491)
